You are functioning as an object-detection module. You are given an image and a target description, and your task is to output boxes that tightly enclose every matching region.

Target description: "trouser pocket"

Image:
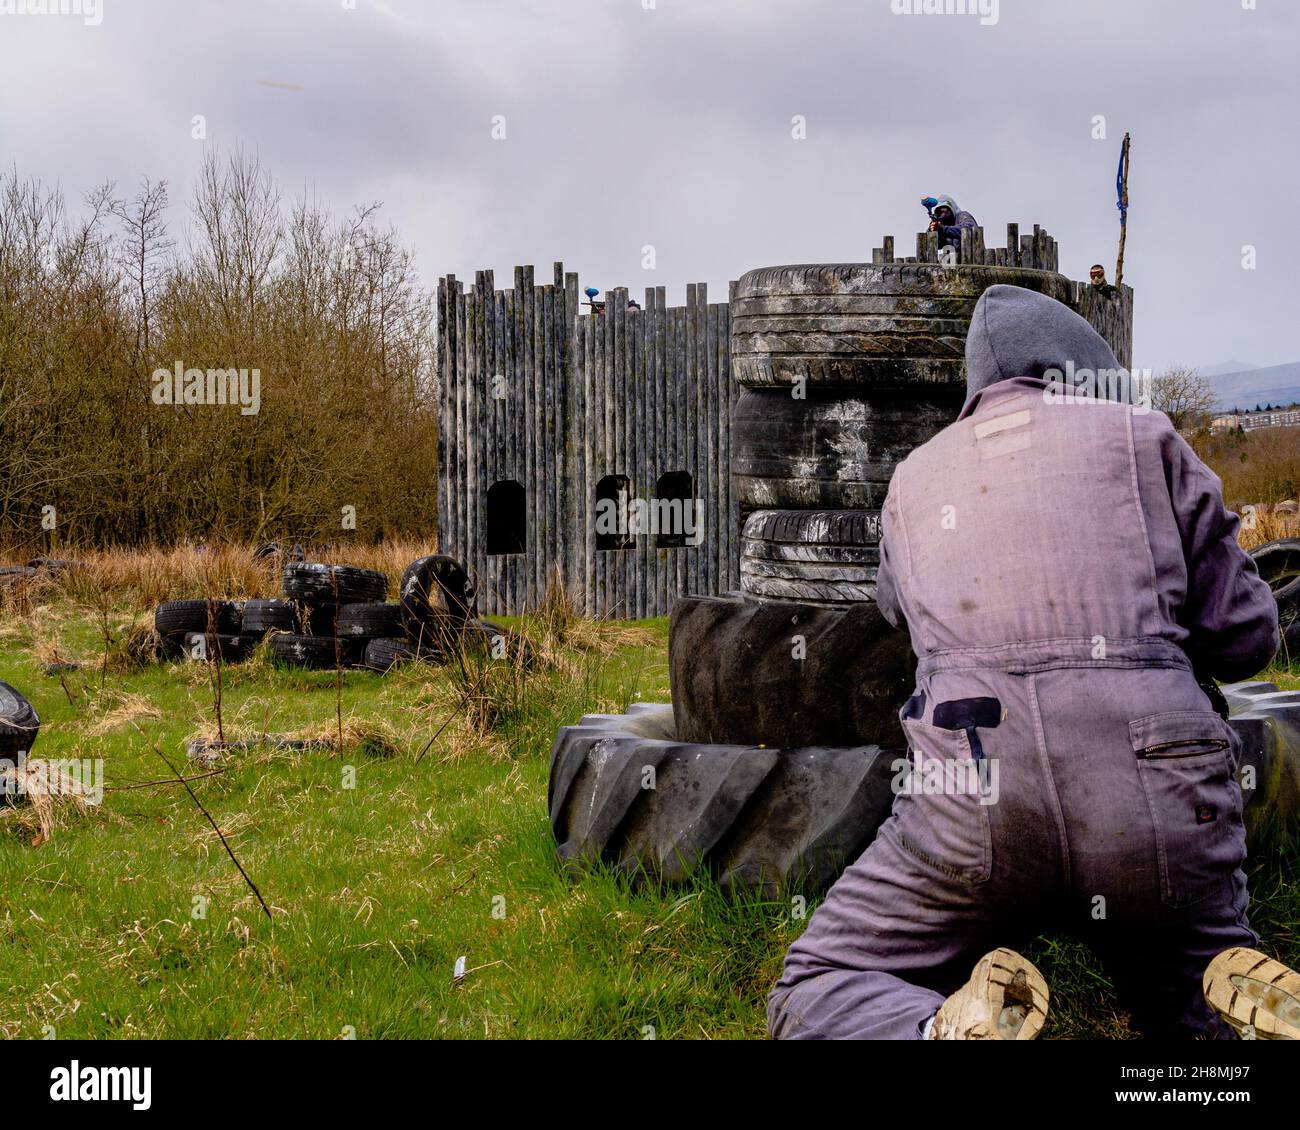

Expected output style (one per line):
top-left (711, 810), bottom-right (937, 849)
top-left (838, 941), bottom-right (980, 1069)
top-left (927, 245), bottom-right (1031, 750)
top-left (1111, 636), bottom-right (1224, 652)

top-left (894, 718), bottom-right (992, 885)
top-left (1130, 711), bottom-right (1244, 909)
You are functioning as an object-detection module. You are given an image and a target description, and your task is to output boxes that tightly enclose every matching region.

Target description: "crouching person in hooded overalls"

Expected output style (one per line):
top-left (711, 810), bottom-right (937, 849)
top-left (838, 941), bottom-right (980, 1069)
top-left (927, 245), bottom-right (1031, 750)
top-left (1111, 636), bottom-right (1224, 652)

top-left (767, 285), bottom-right (1295, 1041)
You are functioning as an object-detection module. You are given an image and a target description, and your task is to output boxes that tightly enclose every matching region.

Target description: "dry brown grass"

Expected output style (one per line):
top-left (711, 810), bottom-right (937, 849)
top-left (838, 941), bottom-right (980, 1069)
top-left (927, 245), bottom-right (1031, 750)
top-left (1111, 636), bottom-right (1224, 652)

top-left (1240, 512), bottom-right (1300, 551)
top-left (0, 540), bottom-right (440, 617)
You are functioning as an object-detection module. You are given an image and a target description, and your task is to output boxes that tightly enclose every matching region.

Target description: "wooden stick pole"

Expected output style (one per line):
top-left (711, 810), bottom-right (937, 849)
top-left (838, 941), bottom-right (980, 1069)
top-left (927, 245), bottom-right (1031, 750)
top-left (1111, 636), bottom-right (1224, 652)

top-left (1115, 132), bottom-right (1131, 289)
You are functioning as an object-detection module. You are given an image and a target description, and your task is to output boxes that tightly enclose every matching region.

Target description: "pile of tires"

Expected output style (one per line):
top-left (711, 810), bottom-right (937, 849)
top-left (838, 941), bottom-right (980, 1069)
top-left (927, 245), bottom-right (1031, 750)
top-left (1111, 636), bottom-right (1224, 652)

top-left (153, 599), bottom-right (245, 660)
top-left (152, 553), bottom-right (520, 674)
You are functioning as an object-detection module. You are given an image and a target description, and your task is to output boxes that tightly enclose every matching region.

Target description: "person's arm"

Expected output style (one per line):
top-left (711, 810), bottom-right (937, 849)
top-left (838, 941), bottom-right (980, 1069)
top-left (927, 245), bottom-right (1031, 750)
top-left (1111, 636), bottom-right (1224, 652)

top-left (1150, 414), bottom-right (1278, 680)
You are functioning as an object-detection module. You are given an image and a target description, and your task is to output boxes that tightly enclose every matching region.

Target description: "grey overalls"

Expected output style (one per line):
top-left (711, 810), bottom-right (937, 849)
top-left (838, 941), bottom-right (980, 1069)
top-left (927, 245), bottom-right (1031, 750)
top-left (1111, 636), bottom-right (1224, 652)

top-left (767, 363), bottom-right (1279, 1040)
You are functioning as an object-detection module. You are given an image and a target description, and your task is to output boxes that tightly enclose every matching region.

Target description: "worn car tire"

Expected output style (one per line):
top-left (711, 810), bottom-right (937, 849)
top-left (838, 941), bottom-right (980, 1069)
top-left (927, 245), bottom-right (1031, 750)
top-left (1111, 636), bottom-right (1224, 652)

top-left (1248, 538), bottom-right (1300, 625)
top-left (281, 563), bottom-right (388, 605)
top-left (548, 703), bottom-right (898, 894)
top-left (268, 634), bottom-right (361, 669)
top-left (0, 681), bottom-right (40, 758)
top-left (241, 598), bottom-right (299, 635)
top-left (362, 637), bottom-right (444, 672)
top-left (336, 602), bottom-right (405, 640)
top-left (740, 509), bottom-right (881, 605)
top-left (399, 555), bottom-right (477, 643)
top-left (180, 632), bottom-right (259, 664)
top-left (669, 593), bottom-right (915, 748)
top-left (155, 599), bottom-right (243, 638)
top-left (731, 387), bottom-right (961, 511)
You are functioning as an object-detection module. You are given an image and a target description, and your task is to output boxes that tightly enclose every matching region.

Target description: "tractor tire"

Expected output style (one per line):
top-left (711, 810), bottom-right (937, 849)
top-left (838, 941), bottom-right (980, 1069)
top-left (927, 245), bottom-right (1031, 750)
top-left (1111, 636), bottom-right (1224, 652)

top-left (155, 599), bottom-right (243, 638)
top-left (281, 563), bottom-right (388, 605)
top-left (731, 262), bottom-right (1078, 391)
top-left (731, 387), bottom-right (961, 511)
top-left (0, 681), bottom-right (40, 758)
top-left (669, 592), bottom-right (915, 748)
top-left (548, 703), bottom-right (899, 895)
top-left (740, 509), bottom-right (882, 606)
top-left (550, 681), bottom-right (1297, 894)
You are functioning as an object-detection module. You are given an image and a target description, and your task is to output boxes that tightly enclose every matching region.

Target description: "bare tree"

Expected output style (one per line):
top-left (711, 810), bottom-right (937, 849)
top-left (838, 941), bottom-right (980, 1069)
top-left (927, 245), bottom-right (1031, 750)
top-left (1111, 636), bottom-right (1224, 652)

top-left (110, 179), bottom-right (173, 364)
top-left (1150, 365), bottom-right (1217, 431)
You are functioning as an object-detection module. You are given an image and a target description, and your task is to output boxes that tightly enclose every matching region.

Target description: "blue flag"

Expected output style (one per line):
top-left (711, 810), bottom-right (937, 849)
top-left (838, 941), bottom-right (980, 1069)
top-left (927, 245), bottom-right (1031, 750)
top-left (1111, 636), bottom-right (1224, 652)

top-left (1116, 142), bottom-right (1128, 224)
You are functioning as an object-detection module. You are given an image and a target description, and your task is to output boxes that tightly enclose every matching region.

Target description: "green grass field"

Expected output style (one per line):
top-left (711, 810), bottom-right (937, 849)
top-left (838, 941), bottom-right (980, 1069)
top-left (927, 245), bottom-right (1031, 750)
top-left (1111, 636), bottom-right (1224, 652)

top-left (1, 599), bottom-right (1297, 1040)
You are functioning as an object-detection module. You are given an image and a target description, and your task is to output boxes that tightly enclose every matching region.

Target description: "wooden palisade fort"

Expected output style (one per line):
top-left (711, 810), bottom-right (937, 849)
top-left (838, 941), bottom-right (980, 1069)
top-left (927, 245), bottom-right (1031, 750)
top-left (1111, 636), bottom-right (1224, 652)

top-left (437, 226), bottom-right (1134, 618)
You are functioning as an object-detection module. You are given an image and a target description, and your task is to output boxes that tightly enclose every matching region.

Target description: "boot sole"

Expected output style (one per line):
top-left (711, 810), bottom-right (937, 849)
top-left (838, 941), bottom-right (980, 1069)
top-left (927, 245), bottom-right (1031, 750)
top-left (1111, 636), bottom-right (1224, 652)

top-left (1204, 947), bottom-right (1300, 1040)
top-left (935, 948), bottom-right (1050, 1040)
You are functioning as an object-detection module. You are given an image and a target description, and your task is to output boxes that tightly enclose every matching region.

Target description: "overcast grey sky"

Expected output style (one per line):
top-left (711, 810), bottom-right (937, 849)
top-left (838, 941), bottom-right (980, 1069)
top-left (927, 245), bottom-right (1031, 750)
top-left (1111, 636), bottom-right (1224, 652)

top-left (1, 0), bottom-right (1296, 372)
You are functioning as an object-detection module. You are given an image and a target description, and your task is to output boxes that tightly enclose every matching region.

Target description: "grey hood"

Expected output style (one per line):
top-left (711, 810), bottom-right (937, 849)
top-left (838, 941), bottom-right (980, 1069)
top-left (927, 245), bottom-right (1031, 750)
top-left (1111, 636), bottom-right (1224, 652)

top-left (935, 193), bottom-right (961, 216)
top-left (964, 284), bottom-right (1125, 403)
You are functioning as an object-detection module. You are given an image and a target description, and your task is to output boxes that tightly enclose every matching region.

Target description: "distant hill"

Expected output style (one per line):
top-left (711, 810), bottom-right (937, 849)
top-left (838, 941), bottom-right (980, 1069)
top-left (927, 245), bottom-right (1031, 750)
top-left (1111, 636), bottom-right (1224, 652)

top-left (1208, 362), bottom-right (1300, 413)
top-left (1199, 360), bottom-right (1259, 378)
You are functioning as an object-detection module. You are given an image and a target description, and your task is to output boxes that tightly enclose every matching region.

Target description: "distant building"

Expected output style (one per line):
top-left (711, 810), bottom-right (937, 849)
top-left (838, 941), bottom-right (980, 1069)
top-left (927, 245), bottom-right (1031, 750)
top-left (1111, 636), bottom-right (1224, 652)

top-left (1211, 408), bottom-right (1300, 433)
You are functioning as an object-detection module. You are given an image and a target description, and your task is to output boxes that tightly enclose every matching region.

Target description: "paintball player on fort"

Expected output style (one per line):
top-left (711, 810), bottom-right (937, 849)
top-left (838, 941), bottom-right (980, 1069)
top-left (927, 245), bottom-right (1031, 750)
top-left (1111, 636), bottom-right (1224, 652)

top-left (768, 285), bottom-right (1298, 1040)
top-left (922, 193), bottom-right (977, 253)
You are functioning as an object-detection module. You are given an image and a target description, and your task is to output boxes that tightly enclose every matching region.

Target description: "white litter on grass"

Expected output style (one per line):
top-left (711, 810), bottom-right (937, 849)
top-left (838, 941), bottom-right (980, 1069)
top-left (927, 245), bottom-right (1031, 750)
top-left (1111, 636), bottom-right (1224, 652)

top-left (453, 955), bottom-right (467, 981)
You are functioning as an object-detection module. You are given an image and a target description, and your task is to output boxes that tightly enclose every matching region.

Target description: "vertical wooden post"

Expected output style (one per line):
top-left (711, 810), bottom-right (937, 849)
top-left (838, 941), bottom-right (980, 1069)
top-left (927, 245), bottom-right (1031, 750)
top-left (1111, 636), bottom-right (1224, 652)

top-left (1115, 132), bottom-right (1131, 289)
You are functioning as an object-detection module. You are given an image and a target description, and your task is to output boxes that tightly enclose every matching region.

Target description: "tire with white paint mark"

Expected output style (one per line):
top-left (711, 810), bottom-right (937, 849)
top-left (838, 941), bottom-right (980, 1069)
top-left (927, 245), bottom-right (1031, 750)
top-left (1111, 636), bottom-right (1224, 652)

top-left (731, 387), bottom-right (962, 512)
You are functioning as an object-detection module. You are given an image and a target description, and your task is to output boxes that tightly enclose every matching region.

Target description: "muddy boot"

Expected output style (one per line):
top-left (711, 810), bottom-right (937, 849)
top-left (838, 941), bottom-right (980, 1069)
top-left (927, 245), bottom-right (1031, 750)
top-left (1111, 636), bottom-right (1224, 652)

top-left (926, 948), bottom-right (1049, 1041)
top-left (1203, 947), bottom-right (1300, 1040)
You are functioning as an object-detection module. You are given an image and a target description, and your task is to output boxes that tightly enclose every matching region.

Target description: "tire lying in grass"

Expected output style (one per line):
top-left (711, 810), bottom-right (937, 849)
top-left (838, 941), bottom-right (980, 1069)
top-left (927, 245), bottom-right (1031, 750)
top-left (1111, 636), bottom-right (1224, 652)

top-left (1248, 538), bottom-right (1300, 625)
top-left (241, 598), bottom-right (299, 635)
top-left (336, 602), bottom-right (405, 640)
top-left (268, 634), bottom-right (363, 669)
top-left (551, 680), bottom-right (1297, 895)
top-left (155, 599), bottom-right (243, 637)
top-left (282, 562), bottom-right (388, 605)
top-left (0, 681), bottom-right (40, 758)
top-left (362, 637), bottom-right (444, 672)
top-left (740, 509), bottom-right (881, 606)
top-left (548, 703), bottom-right (899, 895)
top-left (399, 555), bottom-right (476, 642)
top-left (180, 632), bottom-right (259, 663)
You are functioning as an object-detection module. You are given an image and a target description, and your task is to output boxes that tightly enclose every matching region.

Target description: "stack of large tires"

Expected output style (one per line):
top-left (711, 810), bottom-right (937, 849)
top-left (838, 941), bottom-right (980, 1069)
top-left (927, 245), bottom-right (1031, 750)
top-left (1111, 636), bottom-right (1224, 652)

top-left (552, 258), bottom-right (1102, 894)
